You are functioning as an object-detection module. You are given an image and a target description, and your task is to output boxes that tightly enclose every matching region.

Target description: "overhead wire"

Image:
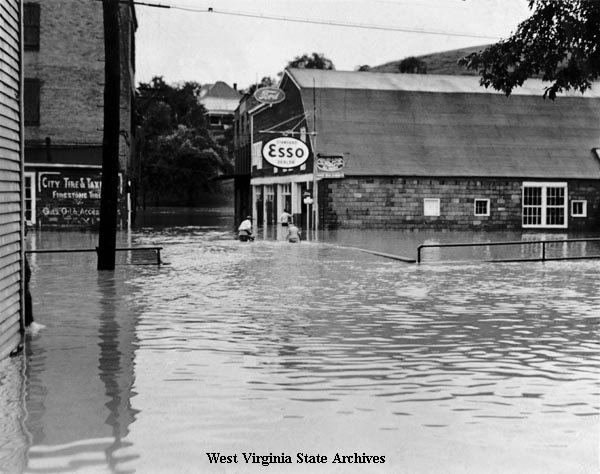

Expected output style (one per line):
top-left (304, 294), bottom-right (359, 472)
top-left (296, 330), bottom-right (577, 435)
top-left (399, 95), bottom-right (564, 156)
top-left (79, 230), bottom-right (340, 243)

top-left (129, 1), bottom-right (503, 40)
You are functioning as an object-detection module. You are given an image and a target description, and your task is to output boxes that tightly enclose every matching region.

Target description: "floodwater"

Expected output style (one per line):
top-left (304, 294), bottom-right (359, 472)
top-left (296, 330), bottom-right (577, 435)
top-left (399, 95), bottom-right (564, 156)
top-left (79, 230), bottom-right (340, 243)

top-left (0, 207), bottom-right (599, 474)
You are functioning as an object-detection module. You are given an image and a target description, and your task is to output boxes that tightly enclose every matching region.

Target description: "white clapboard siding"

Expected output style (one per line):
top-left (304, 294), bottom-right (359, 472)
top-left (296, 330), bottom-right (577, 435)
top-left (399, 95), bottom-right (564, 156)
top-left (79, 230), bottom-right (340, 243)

top-left (0, 0), bottom-right (23, 360)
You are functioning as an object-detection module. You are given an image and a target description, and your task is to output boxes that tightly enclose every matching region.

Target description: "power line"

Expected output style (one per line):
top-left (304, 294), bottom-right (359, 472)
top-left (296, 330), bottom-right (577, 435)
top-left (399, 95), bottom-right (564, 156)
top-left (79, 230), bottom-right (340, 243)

top-left (131, 1), bottom-right (503, 40)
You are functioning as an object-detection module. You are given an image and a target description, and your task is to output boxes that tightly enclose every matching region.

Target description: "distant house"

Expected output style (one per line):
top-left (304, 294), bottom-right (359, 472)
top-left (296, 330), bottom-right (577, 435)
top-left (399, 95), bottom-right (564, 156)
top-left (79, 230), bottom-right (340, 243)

top-left (238, 68), bottom-right (600, 231)
top-left (0, 0), bottom-right (24, 359)
top-left (23, 0), bottom-right (137, 228)
top-left (197, 81), bottom-right (241, 136)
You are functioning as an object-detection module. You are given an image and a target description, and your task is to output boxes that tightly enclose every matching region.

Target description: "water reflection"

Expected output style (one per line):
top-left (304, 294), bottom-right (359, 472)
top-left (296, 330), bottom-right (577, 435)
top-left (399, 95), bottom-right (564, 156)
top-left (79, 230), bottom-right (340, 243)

top-left (1, 207), bottom-right (597, 474)
top-left (22, 259), bottom-right (142, 473)
top-left (0, 357), bottom-right (28, 473)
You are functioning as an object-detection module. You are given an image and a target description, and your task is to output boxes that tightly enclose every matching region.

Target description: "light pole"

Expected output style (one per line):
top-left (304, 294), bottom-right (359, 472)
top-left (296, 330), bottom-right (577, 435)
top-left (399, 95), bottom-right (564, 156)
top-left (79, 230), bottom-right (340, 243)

top-left (303, 192), bottom-right (313, 240)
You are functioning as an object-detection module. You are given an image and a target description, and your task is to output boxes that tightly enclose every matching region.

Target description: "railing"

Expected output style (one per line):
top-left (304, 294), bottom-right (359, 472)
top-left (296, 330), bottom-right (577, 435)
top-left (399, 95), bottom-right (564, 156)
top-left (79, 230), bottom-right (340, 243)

top-left (26, 246), bottom-right (164, 266)
top-left (417, 238), bottom-right (600, 264)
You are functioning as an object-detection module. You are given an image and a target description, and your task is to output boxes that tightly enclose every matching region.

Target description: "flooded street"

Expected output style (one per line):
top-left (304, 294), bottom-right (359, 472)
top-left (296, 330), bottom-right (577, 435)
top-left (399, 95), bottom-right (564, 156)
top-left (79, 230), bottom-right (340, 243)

top-left (1, 208), bottom-right (599, 473)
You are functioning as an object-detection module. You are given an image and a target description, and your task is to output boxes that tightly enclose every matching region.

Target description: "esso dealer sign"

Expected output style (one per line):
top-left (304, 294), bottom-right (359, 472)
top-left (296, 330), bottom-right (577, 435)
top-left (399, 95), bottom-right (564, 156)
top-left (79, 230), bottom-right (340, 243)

top-left (262, 137), bottom-right (310, 168)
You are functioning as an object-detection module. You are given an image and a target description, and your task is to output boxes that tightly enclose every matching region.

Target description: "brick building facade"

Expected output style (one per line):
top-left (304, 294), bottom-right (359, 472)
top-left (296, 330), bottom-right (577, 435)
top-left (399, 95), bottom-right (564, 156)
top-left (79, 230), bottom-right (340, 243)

top-left (23, 0), bottom-right (136, 228)
top-left (237, 69), bottom-right (600, 233)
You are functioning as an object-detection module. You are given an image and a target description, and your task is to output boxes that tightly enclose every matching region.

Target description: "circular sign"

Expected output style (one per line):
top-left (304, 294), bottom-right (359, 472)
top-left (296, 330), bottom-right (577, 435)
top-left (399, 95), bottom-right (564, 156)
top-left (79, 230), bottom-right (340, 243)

top-left (253, 87), bottom-right (286, 105)
top-left (262, 137), bottom-right (310, 168)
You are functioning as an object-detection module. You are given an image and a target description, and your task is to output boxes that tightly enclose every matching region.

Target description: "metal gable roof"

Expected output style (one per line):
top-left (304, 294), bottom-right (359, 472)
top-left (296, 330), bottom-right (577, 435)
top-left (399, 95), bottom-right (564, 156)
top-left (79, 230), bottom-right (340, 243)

top-left (286, 69), bottom-right (600, 179)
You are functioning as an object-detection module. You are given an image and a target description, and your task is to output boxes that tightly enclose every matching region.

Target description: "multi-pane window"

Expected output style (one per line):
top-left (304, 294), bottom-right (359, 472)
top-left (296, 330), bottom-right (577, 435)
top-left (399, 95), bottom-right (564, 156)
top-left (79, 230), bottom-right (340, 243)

top-left (24, 78), bottom-right (41, 125)
top-left (265, 185), bottom-right (274, 203)
top-left (24, 173), bottom-right (36, 224)
top-left (522, 182), bottom-right (567, 228)
top-left (24, 3), bottom-right (40, 51)
top-left (251, 141), bottom-right (262, 169)
top-left (280, 183), bottom-right (291, 212)
top-left (474, 199), bottom-right (490, 216)
top-left (571, 200), bottom-right (587, 217)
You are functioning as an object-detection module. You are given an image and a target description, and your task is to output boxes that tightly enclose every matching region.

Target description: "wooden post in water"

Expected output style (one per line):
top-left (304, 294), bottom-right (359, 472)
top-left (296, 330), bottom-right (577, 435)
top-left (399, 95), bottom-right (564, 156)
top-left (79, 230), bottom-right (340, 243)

top-left (97, 0), bottom-right (121, 270)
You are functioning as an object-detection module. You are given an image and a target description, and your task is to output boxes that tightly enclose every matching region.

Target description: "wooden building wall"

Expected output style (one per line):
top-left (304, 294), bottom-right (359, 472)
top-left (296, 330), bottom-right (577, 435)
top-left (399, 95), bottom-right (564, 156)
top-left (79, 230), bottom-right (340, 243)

top-left (251, 76), bottom-right (314, 178)
top-left (0, 0), bottom-right (24, 359)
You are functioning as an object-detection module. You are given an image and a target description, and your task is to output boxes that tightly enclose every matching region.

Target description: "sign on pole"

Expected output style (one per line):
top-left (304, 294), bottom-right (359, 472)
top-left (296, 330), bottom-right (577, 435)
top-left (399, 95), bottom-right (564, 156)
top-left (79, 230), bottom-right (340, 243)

top-left (262, 137), bottom-right (310, 168)
top-left (316, 154), bottom-right (345, 178)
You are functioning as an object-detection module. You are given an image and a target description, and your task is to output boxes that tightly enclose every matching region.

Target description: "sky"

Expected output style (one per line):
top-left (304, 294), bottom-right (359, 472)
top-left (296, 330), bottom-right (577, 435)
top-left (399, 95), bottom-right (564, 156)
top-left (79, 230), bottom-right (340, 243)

top-left (135, 0), bottom-right (532, 90)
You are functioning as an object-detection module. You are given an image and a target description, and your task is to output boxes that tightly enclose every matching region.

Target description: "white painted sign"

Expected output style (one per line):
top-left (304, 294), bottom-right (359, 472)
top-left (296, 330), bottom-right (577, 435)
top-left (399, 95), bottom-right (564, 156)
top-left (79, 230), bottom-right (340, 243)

top-left (316, 154), bottom-right (345, 178)
top-left (262, 137), bottom-right (310, 168)
top-left (254, 87), bottom-right (286, 104)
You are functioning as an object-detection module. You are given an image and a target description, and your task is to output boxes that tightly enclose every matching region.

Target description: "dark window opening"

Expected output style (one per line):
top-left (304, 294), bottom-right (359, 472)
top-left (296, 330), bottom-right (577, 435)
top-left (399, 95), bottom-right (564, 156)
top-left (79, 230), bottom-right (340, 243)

top-left (24, 78), bottom-right (41, 125)
top-left (24, 3), bottom-right (40, 51)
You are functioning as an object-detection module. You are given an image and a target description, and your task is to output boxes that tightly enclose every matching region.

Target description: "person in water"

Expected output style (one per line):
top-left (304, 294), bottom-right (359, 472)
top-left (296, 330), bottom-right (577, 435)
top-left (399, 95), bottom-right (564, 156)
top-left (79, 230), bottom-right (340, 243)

top-left (287, 223), bottom-right (301, 243)
top-left (238, 216), bottom-right (254, 241)
top-left (280, 209), bottom-right (292, 227)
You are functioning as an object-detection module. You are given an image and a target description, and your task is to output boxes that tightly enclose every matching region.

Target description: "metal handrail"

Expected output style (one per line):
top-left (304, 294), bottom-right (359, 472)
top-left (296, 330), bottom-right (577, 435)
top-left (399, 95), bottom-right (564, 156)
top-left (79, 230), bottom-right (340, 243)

top-left (26, 246), bottom-right (164, 265)
top-left (417, 238), bottom-right (600, 264)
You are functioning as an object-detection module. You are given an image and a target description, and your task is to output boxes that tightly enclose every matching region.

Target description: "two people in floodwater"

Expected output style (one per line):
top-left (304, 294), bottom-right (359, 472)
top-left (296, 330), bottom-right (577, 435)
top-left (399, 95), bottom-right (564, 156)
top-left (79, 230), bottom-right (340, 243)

top-left (238, 212), bottom-right (301, 243)
top-left (281, 208), bottom-right (301, 242)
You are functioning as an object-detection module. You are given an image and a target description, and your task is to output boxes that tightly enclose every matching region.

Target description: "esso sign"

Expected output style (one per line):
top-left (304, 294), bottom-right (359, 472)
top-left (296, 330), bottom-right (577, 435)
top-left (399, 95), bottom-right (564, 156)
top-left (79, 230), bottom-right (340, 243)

top-left (262, 137), bottom-right (310, 168)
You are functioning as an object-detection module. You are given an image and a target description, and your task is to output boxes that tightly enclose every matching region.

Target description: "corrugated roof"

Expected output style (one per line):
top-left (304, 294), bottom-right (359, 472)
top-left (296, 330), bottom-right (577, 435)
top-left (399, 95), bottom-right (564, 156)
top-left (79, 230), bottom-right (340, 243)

top-left (286, 69), bottom-right (600, 179)
top-left (289, 68), bottom-right (600, 97)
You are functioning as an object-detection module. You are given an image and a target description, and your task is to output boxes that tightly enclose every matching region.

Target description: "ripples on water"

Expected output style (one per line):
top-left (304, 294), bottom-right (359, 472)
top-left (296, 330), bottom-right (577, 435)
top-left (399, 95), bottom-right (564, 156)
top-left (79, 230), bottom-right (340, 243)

top-left (1, 220), bottom-right (598, 473)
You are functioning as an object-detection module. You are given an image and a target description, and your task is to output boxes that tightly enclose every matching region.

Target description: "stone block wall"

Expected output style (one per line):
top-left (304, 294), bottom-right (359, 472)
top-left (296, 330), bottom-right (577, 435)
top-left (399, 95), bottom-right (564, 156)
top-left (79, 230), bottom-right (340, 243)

top-left (320, 177), bottom-right (600, 231)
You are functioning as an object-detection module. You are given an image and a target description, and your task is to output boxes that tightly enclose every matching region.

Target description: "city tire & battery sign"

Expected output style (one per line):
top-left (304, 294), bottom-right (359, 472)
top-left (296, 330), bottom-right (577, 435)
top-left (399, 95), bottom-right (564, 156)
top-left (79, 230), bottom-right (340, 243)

top-left (262, 137), bottom-right (310, 168)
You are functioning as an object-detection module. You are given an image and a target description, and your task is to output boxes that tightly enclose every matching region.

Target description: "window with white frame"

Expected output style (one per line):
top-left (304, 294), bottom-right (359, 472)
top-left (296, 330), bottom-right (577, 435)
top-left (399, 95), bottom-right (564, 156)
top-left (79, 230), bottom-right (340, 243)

top-left (251, 141), bottom-right (263, 169)
top-left (300, 127), bottom-right (307, 143)
top-left (265, 185), bottom-right (274, 203)
top-left (280, 183), bottom-right (292, 212)
top-left (25, 172), bottom-right (36, 224)
top-left (522, 182), bottom-right (567, 228)
top-left (571, 200), bottom-right (587, 217)
top-left (474, 199), bottom-right (490, 216)
top-left (423, 198), bottom-right (440, 216)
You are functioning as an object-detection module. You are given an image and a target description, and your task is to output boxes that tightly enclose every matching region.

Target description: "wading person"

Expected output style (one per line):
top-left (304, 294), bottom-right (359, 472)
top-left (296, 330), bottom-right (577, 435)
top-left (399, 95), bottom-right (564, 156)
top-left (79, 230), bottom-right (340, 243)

top-left (280, 209), bottom-right (292, 227)
top-left (287, 223), bottom-right (301, 243)
top-left (238, 215), bottom-right (254, 242)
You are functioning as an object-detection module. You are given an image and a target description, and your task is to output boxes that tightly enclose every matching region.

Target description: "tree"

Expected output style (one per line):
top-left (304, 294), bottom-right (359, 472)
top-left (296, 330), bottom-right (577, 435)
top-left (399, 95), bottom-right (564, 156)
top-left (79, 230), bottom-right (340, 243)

top-left (287, 52), bottom-right (335, 70)
top-left (135, 77), bottom-right (231, 207)
top-left (398, 57), bottom-right (428, 74)
top-left (241, 76), bottom-right (276, 95)
top-left (459, 0), bottom-right (600, 99)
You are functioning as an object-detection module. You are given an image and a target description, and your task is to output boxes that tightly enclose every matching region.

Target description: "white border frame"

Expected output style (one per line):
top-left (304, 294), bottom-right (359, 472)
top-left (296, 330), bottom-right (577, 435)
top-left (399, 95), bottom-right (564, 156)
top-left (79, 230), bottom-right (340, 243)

top-left (474, 198), bottom-right (490, 217)
top-left (522, 182), bottom-right (568, 229)
top-left (571, 200), bottom-right (587, 217)
top-left (24, 171), bottom-right (36, 225)
top-left (423, 198), bottom-right (440, 217)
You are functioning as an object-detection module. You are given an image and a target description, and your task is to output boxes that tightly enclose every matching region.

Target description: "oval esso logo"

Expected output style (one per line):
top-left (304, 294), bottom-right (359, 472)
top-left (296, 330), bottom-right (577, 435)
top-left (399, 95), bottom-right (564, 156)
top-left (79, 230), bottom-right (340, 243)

top-left (262, 137), bottom-right (310, 168)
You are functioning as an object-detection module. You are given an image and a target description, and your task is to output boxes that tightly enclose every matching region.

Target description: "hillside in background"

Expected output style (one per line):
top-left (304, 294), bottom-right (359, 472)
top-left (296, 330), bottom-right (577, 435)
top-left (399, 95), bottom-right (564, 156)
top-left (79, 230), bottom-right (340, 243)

top-left (370, 45), bottom-right (490, 75)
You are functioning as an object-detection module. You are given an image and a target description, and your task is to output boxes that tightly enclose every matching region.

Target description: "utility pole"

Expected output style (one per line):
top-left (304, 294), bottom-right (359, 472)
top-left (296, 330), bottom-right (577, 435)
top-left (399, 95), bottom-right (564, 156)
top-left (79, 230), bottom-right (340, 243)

top-left (97, 0), bottom-right (121, 270)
